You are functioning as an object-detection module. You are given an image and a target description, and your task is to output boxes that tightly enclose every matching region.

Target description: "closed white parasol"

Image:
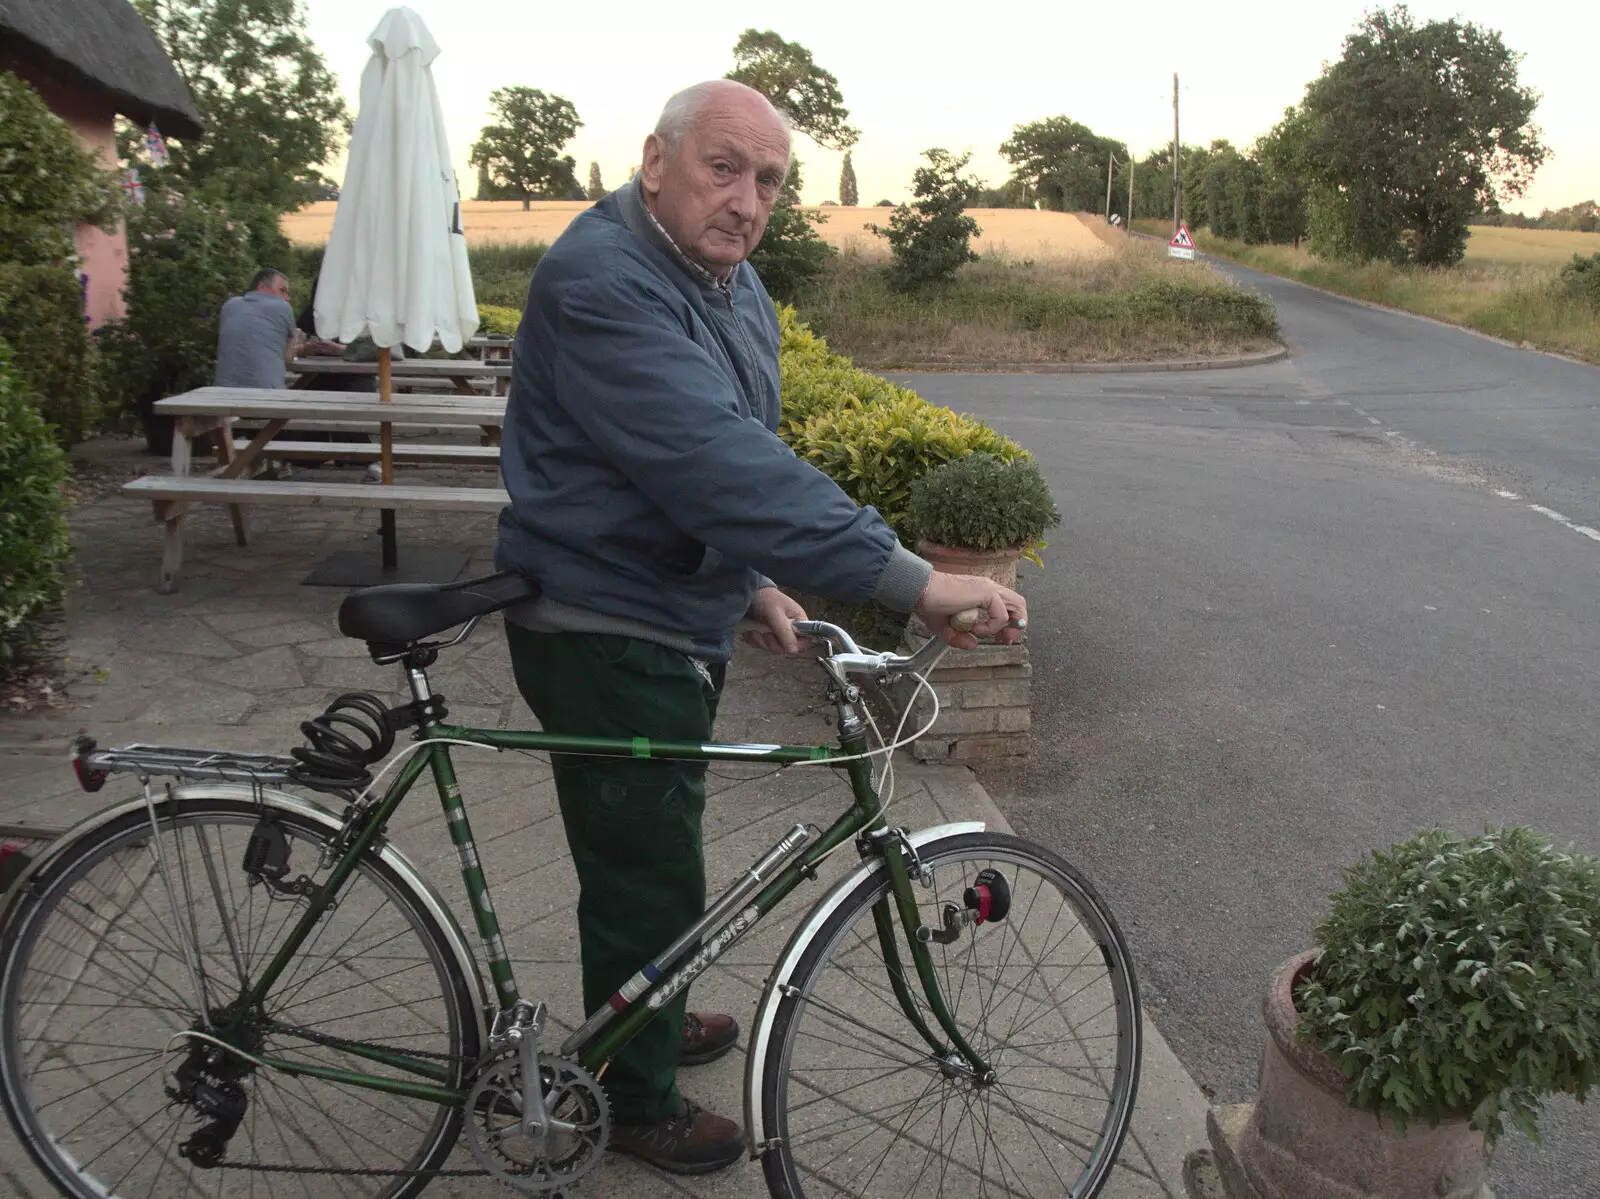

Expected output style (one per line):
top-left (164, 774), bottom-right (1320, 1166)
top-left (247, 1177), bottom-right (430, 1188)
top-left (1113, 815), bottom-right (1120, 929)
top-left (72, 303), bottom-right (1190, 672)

top-left (311, 6), bottom-right (477, 579)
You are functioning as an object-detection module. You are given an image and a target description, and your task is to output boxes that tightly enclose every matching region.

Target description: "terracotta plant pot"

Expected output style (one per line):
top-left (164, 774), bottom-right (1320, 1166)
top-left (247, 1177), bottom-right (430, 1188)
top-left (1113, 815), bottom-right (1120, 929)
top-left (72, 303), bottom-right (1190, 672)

top-left (1238, 950), bottom-right (1491, 1199)
top-left (915, 540), bottom-right (1025, 590)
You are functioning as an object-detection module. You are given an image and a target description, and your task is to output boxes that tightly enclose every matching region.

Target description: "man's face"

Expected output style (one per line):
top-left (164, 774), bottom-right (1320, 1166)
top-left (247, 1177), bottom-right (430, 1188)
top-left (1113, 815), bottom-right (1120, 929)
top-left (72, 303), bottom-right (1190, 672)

top-left (641, 93), bottom-right (790, 276)
top-left (260, 276), bottom-right (291, 302)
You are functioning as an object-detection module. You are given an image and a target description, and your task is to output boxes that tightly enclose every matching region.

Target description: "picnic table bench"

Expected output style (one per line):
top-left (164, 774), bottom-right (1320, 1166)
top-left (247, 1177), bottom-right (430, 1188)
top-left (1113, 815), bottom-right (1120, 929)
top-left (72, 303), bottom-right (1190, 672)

top-left (126, 387), bottom-right (508, 592)
top-left (288, 355), bottom-right (512, 395)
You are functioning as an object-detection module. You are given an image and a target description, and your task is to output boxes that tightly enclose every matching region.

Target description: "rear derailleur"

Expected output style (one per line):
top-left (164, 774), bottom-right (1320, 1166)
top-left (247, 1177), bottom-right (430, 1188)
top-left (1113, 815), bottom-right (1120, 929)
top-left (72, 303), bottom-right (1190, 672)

top-left (166, 1019), bottom-right (258, 1167)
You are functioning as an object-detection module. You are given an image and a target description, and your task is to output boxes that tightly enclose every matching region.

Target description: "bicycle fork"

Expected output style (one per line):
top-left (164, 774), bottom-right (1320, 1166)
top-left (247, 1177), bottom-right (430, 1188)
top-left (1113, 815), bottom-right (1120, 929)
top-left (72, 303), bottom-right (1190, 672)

top-left (865, 827), bottom-right (995, 1080)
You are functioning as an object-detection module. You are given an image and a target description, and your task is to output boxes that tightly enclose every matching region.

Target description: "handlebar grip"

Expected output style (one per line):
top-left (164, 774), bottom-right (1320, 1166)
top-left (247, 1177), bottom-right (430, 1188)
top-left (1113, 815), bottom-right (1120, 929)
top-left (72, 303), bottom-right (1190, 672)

top-left (950, 607), bottom-right (1028, 632)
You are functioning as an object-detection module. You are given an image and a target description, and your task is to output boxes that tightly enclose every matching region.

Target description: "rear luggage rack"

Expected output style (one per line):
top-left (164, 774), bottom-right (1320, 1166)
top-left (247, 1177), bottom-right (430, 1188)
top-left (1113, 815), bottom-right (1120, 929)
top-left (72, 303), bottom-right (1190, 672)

top-left (72, 738), bottom-right (297, 786)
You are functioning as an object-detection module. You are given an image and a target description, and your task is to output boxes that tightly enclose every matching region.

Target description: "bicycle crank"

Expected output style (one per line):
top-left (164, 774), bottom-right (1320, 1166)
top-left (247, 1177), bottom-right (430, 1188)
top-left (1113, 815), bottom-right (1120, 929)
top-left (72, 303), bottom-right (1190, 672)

top-left (464, 1048), bottom-right (609, 1194)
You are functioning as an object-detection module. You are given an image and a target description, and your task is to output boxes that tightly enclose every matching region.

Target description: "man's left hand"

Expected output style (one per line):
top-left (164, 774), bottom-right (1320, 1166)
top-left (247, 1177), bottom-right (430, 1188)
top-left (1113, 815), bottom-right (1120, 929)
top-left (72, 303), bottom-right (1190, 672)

top-left (743, 587), bottom-right (809, 654)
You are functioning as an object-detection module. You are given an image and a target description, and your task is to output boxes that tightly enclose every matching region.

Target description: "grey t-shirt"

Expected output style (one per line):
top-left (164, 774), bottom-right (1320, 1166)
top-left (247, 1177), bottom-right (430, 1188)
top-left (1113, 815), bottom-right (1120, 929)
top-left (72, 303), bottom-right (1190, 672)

top-left (214, 291), bottom-right (295, 388)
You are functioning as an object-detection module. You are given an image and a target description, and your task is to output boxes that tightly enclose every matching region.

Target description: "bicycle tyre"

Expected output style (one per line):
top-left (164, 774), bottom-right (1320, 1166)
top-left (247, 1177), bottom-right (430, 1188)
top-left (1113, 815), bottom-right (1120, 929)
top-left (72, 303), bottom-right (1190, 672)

top-left (0, 793), bottom-right (479, 1199)
top-left (759, 831), bottom-right (1141, 1199)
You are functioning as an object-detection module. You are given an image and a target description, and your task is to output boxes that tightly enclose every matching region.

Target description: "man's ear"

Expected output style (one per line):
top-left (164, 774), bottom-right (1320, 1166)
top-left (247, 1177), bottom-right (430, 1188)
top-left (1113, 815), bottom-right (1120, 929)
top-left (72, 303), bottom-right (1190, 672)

top-left (639, 134), bottom-right (667, 196)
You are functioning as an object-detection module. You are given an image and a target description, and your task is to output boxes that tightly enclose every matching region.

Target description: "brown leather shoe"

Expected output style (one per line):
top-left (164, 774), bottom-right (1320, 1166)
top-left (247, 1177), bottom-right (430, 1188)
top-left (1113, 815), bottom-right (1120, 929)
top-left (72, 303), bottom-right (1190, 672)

top-left (609, 1100), bottom-right (744, 1174)
top-left (679, 1011), bottom-right (739, 1066)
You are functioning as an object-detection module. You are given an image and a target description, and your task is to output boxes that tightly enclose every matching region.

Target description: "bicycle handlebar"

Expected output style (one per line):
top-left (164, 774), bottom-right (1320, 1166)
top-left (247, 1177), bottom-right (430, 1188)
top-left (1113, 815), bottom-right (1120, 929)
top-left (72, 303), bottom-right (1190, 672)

top-left (735, 607), bottom-right (1026, 680)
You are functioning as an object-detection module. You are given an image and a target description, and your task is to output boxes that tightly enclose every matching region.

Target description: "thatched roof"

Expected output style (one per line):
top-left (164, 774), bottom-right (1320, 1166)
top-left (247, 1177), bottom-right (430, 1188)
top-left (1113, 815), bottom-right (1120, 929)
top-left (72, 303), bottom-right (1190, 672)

top-left (0, 0), bottom-right (202, 140)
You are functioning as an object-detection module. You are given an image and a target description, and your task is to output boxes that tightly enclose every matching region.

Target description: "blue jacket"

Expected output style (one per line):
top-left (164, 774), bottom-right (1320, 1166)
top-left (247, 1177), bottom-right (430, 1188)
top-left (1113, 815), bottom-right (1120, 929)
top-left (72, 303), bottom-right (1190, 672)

top-left (494, 181), bottom-right (929, 662)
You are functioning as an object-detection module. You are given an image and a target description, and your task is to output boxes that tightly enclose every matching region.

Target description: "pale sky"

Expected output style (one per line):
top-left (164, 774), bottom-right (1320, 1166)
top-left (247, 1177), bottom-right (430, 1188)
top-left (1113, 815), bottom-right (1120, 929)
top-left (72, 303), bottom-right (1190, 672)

top-left (303, 1), bottom-right (1595, 217)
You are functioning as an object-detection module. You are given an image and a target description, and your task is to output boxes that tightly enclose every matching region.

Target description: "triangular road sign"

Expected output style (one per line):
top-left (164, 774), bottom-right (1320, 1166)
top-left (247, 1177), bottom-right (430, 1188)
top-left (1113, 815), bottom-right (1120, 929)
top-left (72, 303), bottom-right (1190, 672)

top-left (1169, 225), bottom-right (1195, 248)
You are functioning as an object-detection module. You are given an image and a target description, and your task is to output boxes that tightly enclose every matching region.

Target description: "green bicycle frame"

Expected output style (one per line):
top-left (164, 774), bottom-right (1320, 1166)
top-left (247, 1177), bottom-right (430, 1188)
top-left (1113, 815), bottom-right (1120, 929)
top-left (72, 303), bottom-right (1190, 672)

top-left (230, 717), bottom-right (988, 1105)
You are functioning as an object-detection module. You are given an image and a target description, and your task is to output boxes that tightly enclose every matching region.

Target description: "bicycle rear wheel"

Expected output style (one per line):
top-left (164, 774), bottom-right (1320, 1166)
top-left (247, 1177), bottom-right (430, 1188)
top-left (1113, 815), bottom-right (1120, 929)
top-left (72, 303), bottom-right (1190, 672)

top-left (759, 832), bottom-right (1141, 1199)
top-left (0, 794), bottom-right (479, 1199)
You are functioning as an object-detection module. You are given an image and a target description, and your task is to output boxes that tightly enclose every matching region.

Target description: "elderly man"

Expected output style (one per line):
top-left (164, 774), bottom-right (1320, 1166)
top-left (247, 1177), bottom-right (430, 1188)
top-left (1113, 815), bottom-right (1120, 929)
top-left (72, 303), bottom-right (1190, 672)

top-left (494, 79), bottom-right (1026, 1175)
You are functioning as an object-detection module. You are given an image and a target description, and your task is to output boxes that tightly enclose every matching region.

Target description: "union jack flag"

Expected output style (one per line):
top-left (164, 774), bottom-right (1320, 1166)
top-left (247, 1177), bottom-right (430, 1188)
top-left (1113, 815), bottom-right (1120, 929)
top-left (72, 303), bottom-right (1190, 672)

top-left (144, 123), bottom-right (169, 167)
top-left (121, 168), bottom-right (144, 205)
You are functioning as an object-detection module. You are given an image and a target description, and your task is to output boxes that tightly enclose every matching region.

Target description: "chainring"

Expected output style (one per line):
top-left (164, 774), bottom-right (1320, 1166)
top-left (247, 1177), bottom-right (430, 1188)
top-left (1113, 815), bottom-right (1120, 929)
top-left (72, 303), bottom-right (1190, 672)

top-left (463, 1048), bottom-right (609, 1194)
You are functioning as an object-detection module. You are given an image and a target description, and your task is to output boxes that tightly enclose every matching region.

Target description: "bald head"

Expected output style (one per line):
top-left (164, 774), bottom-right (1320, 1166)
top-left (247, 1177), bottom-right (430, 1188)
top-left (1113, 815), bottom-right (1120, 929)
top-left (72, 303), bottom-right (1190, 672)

top-left (639, 81), bottom-right (792, 278)
top-left (654, 80), bottom-right (791, 164)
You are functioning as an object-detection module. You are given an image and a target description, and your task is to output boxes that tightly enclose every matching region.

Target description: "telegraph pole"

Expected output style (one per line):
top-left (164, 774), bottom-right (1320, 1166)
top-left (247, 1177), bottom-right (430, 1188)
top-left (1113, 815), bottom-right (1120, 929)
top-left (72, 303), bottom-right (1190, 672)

top-left (1128, 155), bottom-right (1135, 225)
top-left (1172, 72), bottom-right (1182, 231)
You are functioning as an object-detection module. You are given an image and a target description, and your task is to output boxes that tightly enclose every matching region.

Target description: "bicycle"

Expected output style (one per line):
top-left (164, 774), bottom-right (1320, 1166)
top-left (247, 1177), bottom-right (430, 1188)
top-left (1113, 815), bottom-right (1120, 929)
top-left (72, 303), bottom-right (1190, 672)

top-left (0, 571), bottom-right (1141, 1198)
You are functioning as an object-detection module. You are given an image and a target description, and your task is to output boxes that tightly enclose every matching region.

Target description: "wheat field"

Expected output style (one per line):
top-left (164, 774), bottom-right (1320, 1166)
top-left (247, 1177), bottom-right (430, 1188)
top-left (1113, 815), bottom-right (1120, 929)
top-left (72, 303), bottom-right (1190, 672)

top-left (282, 201), bottom-right (1109, 261)
top-left (1463, 225), bottom-right (1600, 267)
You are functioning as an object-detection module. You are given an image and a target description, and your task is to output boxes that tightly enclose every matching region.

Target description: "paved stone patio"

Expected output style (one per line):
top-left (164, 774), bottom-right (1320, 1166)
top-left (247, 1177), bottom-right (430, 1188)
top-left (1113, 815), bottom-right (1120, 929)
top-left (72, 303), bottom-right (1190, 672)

top-left (0, 447), bottom-right (1207, 1197)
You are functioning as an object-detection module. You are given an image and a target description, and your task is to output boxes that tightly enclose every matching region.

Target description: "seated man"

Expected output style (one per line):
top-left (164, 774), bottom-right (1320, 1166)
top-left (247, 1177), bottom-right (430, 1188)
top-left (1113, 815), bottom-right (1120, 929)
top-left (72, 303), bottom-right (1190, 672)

top-left (215, 269), bottom-right (337, 388)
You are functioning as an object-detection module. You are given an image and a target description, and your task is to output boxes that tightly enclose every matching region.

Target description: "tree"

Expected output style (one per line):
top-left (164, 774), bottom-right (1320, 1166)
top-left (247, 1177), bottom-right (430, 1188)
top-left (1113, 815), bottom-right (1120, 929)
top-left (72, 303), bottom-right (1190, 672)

top-left (586, 161), bottom-right (605, 201)
top-left (469, 87), bottom-right (583, 211)
top-left (132, 0), bottom-right (349, 250)
top-left (727, 29), bottom-right (858, 150)
top-left (749, 158), bottom-right (832, 303)
top-left (871, 148), bottom-right (981, 290)
top-left (1300, 6), bottom-right (1548, 265)
top-left (1253, 107), bottom-right (1312, 246)
top-left (999, 117), bottom-right (1126, 213)
top-left (974, 178), bottom-right (1031, 208)
top-left (838, 150), bottom-right (858, 206)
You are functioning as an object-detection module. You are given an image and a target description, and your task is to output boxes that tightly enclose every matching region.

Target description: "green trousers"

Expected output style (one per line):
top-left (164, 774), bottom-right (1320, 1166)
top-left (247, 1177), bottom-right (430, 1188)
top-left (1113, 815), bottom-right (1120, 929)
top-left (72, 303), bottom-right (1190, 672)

top-left (504, 624), bottom-right (725, 1124)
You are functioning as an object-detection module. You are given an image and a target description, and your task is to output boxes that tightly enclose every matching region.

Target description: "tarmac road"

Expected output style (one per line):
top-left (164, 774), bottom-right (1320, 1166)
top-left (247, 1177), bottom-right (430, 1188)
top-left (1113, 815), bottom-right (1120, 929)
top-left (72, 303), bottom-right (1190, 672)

top-left (889, 261), bottom-right (1600, 1198)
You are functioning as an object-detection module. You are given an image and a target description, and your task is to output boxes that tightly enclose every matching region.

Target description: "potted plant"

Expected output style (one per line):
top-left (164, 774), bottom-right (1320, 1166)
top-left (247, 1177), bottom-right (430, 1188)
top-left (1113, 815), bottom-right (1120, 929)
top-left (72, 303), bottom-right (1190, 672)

top-left (1233, 827), bottom-right (1600, 1199)
top-left (906, 452), bottom-right (1060, 590)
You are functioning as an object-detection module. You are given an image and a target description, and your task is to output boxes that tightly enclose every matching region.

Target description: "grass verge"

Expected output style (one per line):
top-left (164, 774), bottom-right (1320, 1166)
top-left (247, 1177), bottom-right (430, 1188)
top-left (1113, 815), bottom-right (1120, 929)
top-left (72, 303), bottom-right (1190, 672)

top-left (796, 241), bottom-right (1280, 367)
top-left (1134, 221), bottom-right (1600, 366)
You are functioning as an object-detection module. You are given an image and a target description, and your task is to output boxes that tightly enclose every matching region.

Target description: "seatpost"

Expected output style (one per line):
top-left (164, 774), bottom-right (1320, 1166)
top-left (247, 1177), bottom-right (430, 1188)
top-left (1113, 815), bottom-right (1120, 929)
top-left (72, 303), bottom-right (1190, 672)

top-left (405, 661), bottom-right (433, 708)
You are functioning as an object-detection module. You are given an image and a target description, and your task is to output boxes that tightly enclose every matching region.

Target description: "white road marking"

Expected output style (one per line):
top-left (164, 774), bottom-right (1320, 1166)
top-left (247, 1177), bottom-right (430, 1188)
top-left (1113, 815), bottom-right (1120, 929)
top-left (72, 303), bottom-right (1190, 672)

top-left (1494, 489), bottom-right (1521, 499)
top-left (1522, 502), bottom-right (1600, 543)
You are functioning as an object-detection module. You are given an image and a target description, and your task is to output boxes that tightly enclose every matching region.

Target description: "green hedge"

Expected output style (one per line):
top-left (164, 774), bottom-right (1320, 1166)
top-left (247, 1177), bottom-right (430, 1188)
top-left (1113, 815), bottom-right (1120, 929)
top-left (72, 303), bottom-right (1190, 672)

top-left (0, 264), bottom-right (93, 444)
top-left (0, 341), bottom-right (71, 666)
top-left (775, 306), bottom-right (1027, 541)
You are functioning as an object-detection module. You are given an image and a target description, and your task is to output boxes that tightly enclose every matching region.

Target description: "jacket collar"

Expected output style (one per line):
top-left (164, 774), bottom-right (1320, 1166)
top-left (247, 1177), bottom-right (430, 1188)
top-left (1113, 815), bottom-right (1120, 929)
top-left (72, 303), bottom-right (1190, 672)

top-left (617, 177), bottom-right (735, 295)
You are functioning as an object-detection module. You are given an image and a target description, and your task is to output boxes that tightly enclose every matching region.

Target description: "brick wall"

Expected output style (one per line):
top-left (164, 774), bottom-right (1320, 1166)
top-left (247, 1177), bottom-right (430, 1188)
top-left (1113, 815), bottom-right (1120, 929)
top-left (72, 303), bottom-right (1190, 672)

top-left (900, 634), bottom-right (1032, 763)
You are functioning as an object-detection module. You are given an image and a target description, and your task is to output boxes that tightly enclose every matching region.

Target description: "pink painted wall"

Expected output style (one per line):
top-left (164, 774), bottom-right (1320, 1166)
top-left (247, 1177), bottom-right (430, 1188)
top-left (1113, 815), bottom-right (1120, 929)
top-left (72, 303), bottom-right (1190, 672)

top-left (15, 69), bottom-right (128, 328)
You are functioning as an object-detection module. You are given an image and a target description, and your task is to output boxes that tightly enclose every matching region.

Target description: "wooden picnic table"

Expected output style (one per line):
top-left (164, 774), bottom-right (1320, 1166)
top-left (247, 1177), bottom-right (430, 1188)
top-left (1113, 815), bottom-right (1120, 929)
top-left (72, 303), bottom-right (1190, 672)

top-left (466, 334), bottom-right (515, 361)
top-left (130, 388), bottom-right (509, 591)
top-left (288, 355), bottom-right (512, 395)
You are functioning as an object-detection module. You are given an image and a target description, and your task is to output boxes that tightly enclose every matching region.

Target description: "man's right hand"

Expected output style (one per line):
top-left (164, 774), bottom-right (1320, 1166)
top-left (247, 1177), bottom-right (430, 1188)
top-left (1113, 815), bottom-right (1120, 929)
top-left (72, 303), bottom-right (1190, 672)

top-left (914, 571), bottom-right (1027, 651)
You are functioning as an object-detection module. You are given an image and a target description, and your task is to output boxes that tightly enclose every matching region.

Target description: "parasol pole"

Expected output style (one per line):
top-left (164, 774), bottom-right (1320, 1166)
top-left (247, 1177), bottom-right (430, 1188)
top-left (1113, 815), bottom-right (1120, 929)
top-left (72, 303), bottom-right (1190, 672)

top-left (378, 345), bottom-right (397, 570)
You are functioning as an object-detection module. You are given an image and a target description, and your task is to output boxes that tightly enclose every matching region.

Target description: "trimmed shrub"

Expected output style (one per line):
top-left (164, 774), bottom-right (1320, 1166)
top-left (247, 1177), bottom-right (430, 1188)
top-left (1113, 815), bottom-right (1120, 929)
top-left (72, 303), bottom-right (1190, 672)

top-left (1296, 826), bottom-right (1600, 1144)
top-left (0, 264), bottom-right (93, 444)
top-left (0, 341), bottom-right (71, 667)
top-left (478, 305), bottom-right (521, 335)
top-left (791, 397), bottom-right (1025, 541)
top-left (908, 452), bottom-right (1059, 554)
top-left (775, 305), bottom-right (1027, 540)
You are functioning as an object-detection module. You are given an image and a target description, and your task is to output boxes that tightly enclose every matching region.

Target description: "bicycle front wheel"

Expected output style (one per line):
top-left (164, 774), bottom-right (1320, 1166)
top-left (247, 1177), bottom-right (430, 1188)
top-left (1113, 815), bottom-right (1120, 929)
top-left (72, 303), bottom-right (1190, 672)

top-left (759, 831), bottom-right (1141, 1199)
top-left (0, 794), bottom-right (479, 1199)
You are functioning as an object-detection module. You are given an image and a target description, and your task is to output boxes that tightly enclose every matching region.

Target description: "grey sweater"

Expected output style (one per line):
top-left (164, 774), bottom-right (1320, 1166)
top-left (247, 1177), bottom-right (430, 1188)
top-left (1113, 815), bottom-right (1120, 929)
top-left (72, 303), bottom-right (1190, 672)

top-left (493, 181), bottom-right (930, 662)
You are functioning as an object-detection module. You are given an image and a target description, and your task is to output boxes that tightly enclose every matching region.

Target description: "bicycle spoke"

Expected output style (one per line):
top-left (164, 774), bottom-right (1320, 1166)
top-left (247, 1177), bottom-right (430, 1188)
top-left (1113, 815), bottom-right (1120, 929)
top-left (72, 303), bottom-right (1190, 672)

top-left (3, 804), bottom-right (468, 1199)
top-left (767, 837), bottom-right (1139, 1199)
